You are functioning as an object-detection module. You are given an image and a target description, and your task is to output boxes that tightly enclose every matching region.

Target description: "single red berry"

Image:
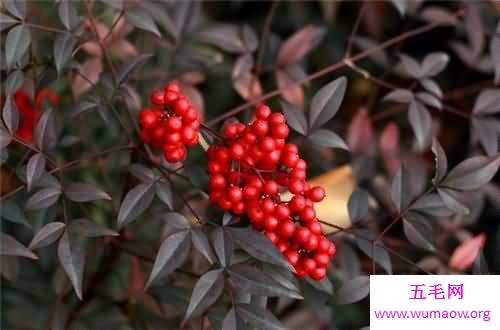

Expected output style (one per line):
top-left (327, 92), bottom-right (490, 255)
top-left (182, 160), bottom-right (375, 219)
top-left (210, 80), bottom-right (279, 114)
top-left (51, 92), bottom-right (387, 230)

top-left (266, 231), bottom-right (278, 244)
top-left (293, 227), bottom-right (311, 245)
top-left (314, 253), bottom-right (330, 267)
top-left (175, 98), bottom-right (190, 116)
top-left (232, 202), bottom-right (246, 215)
top-left (251, 120), bottom-right (269, 136)
top-left (261, 198), bottom-right (276, 214)
top-left (272, 123), bottom-right (289, 139)
top-left (289, 195), bottom-right (306, 212)
top-left (304, 234), bottom-right (319, 251)
top-left (150, 90), bottom-right (164, 105)
top-left (259, 137), bottom-right (276, 153)
top-left (164, 132), bottom-right (181, 144)
top-left (165, 82), bottom-right (181, 93)
top-left (263, 215), bottom-right (279, 232)
top-left (269, 112), bottom-right (285, 125)
top-left (242, 185), bottom-right (259, 200)
top-left (164, 91), bottom-right (179, 104)
top-left (327, 242), bottom-right (336, 256)
top-left (256, 105), bottom-right (271, 119)
top-left (302, 258), bottom-right (317, 273)
top-left (166, 116), bottom-right (183, 131)
top-left (274, 204), bottom-right (290, 220)
top-left (309, 267), bottom-right (326, 280)
top-left (140, 109), bottom-right (158, 129)
top-left (282, 151), bottom-right (299, 168)
top-left (288, 179), bottom-right (304, 194)
top-left (229, 143), bottom-right (245, 160)
top-left (226, 186), bottom-right (243, 203)
top-left (277, 220), bottom-right (296, 238)
top-left (308, 186), bottom-right (326, 203)
top-left (181, 126), bottom-right (197, 144)
top-left (300, 207), bottom-right (316, 222)
top-left (307, 221), bottom-right (322, 235)
top-left (263, 180), bottom-right (278, 196)
top-left (284, 249), bottom-right (299, 266)
top-left (210, 174), bottom-right (226, 190)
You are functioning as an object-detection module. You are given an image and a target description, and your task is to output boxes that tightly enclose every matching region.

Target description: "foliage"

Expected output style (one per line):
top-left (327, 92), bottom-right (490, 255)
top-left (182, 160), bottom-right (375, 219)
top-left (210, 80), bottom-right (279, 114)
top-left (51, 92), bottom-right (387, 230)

top-left (1, 1), bottom-right (500, 329)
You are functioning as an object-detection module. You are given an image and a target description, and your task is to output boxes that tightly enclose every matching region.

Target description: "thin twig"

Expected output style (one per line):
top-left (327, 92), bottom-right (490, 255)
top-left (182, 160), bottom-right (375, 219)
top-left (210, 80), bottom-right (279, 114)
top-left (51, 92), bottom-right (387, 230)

top-left (344, 1), bottom-right (367, 58)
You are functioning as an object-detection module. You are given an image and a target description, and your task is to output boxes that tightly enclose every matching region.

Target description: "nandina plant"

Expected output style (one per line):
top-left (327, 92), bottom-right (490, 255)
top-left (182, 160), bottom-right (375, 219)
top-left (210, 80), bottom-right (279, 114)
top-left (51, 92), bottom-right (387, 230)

top-left (1, 1), bottom-right (500, 329)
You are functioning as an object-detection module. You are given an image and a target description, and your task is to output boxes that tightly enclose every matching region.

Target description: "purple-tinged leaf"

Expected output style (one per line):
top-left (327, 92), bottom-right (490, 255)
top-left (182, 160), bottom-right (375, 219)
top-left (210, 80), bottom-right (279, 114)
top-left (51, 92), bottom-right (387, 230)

top-left (145, 230), bottom-right (191, 289)
top-left (117, 183), bottom-right (155, 228)
top-left (222, 308), bottom-right (246, 330)
top-left (2, 96), bottom-right (19, 134)
top-left (26, 153), bottom-right (46, 192)
top-left (0, 232), bottom-right (37, 259)
top-left (442, 155), bottom-right (500, 191)
top-left (403, 212), bottom-right (435, 251)
top-left (281, 101), bottom-right (307, 135)
top-left (185, 269), bottom-right (224, 319)
top-left (335, 276), bottom-right (370, 305)
top-left (197, 24), bottom-right (247, 53)
top-left (64, 182), bottom-right (111, 202)
top-left (242, 24), bottom-right (258, 52)
top-left (5, 24), bottom-right (30, 68)
top-left (129, 164), bottom-right (156, 182)
top-left (3, 0), bottom-right (25, 19)
top-left (156, 182), bottom-right (173, 209)
top-left (491, 22), bottom-right (500, 83)
top-left (1, 199), bottom-right (30, 228)
top-left (211, 227), bottom-right (232, 267)
top-left (352, 37), bottom-right (389, 67)
top-left (0, 13), bottom-right (20, 32)
top-left (26, 187), bottom-right (62, 210)
top-left (437, 188), bottom-right (470, 215)
top-left (68, 218), bottom-right (118, 237)
top-left (29, 222), bottom-right (66, 249)
top-left (191, 228), bottom-right (215, 264)
top-left (397, 54), bottom-right (421, 78)
top-left (116, 54), bottom-right (153, 86)
top-left (54, 32), bottom-right (77, 75)
top-left (420, 52), bottom-right (449, 77)
top-left (58, 0), bottom-right (79, 30)
top-left (472, 89), bottom-right (500, 115)
top-left (471, 118), bottom-right (500, 156)
top-left (276, 69), bottom-right (304, 108)
top-left (391, 165), bottom-right (412, 210)
top-left (227, 227), bottom-right (292, 271)
top-left (354, 230), bottom-right (392, 274)
top-left (228, 264), bottom-right (302, 299)
top-left (389, 0), bottom-right (406, 16)
top-left (464, 4), bottom-right (484, 59)
top-left (347, 109), bottom-right (374, 153)
top-left (382, 89), bottom-right (414, 103)
top-left (236, 303), bottom-right (286, 330)
top-left (308, 128), bottom-right (348, 150)
top-left (348, 189), bottom-right (369, 224)
top-left (408, 101), bottom-right (432, 150)
top-left (58, 231), bottom-right (85, 300)
top-left (420, 6), bottom-right (458, 26)
top-left (159, 212), bottom-right (191, 236)
top-left (410, 193), bottom-right (454, 217)
top-left (416, 92), bottom-right (442, 109)
top-left (431, 138), bottom-right (448, 184)
top-left (277, 25), bottom-right (325, 66)
top-left (309, 76), bottom-right (347, 129)
top-left (126, 7), bottom-right (161, 37)
top-left (420, 79), bottom-right (443, 98)
top-left (5, 69), bottom-right (24, 93)
top-left (0, 125), bottom-right (12, 150)
top-left (34, 108), bottom-right (57, 151)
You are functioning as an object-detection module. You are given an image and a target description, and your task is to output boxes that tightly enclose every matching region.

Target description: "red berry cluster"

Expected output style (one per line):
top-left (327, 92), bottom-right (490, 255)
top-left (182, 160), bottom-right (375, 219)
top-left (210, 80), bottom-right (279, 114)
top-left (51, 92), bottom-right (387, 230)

top-left (139, 83), bottom-right (200, 162)
top-left (207, 105), bottom-right (336, 280)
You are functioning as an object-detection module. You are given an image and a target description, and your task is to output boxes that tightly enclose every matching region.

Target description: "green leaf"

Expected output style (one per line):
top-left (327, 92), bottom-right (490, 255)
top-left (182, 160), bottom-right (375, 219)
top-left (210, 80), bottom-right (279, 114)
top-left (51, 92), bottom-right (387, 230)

top-left (228, 264), bottom-right (302, 299)
top-left (117, 183), bottom-right (155, 228)
top-left (68, 218), bottom-right (118, 237)
top-left (403, 212), bottom-right (435, 252)
top-left (126, 8), bottom-right (161, 37)
top-left (0, 232), bottom-right (37, 259)
top-left (191, 228), bottom-right (215, 264)
top-left (236, 303), bottom-right (286, 330)
top-left (308, 128), bottom-right (348, 150)
top-left (442, 155), bottom-right (500, 191)
top-left (26, 153), bottom-right (46, 192)
top-left (58, 231), bottom-right (86, 300)
top-left (29, 222), bottom-right (66, 249)
top-left (227, 227), bottom-right (291, 270)
top-left (145, 230), bottom-right (191, 289)
top-left (309, 76), bottom-right (347, 129)
top-left (335, 275), bottom-right (370, 305)
top-left (64, 182), bottom-right (111, 202)
top-left (185, 269), bottom-right (224, 319)
top-left (281, 101), bottom-right (307, 135)
top-left (54, 32), bottom-right (77, 74)
top-left (5, 24), bottom-right (31, 68)
top-left (26, 187), bottom-right (62, 210)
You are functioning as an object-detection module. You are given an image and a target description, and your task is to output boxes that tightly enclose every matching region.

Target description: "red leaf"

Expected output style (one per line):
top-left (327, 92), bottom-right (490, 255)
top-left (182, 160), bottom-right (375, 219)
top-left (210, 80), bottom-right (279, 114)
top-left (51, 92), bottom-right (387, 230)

top-left (277, 25), bottom-right (325, 66)
top-left (379, 122), bottom-right (400, 176)
top-left (275, 69), bottom-right (304, 108)
top-left (346, 109), bottom-right (373, 153)
top-left (233, 73), bottom-right (262, 101)
top-left (449, 233), bottom-right (486, 271)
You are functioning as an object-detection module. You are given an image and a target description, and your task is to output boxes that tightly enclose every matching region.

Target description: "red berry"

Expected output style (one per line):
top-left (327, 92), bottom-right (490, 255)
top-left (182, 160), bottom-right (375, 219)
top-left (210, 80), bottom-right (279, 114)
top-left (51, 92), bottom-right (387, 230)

top-left (277, 220), bottom-right (295, 238)
top-left (304, 234), bottom-right (318, 250)
top-left (256, 105), bottom-right (271, 119)
top-left (289, 195), bottom-right (306, 212)
top-left (165, 82), bottom-right (181, 93)
top-left (282, 151), bottom-right (299, 168)
top-left (210, 174), bottom-right (226, 190)
top-left (251, 120), bottom-right (269, 136)
top-left (263, 215), bottom-right (279, 232)
top-left (164, 91), bottom-right (179, 104)
top-left (274, 204), bottom-right (290, 220)
top-left (300, 207), bottom-right (316, 222)
top-left (175, 98), bottom-right (190, 116)
top-left (293, 227), bottom-right (311, 244)
top-left (230, 143), bottom-right (245, 160)
top-left (302, 258), bottom-right (316, 273)
top-left (259, 137), bottom-right (275, 153)
top-left (308, 221), bottom-right (322, 235)
top-left (269, 112), bottom-right (285, 125)
top-left (140, 109), bottom-right (158, 129)
top-left (266, 231), bottom-right (278, 244)
top-left (284, 249), bottom-right (299, 266)
top-left (227, 186), bottom-right (243, 203)
top-left (166, 116), bottom-right (182, 131)
top-left (242, 185), bottom-right (259, 200)
top-left (314, 253), bottom-right (330, 267)
top-left (263, 180), bottom-right (278, 196)
top-left (272, 123), bottom-right (289, 139)
top-left (309, 267), bottom-right (326, 280)
top-left (165, 132), bottom-right (181, 144)
top-left (150, 90), bottom-right (164, 105)
top-left (288, 179), bottom-right (304, 194)
top-left (308, 186), bottom-right (326, 203)
top-left (327, 242), bottom-right (336, 256)
top-left (261, 198), bottom-right (275, 214)
top-left (181, 126), bottom-right (197, 144)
